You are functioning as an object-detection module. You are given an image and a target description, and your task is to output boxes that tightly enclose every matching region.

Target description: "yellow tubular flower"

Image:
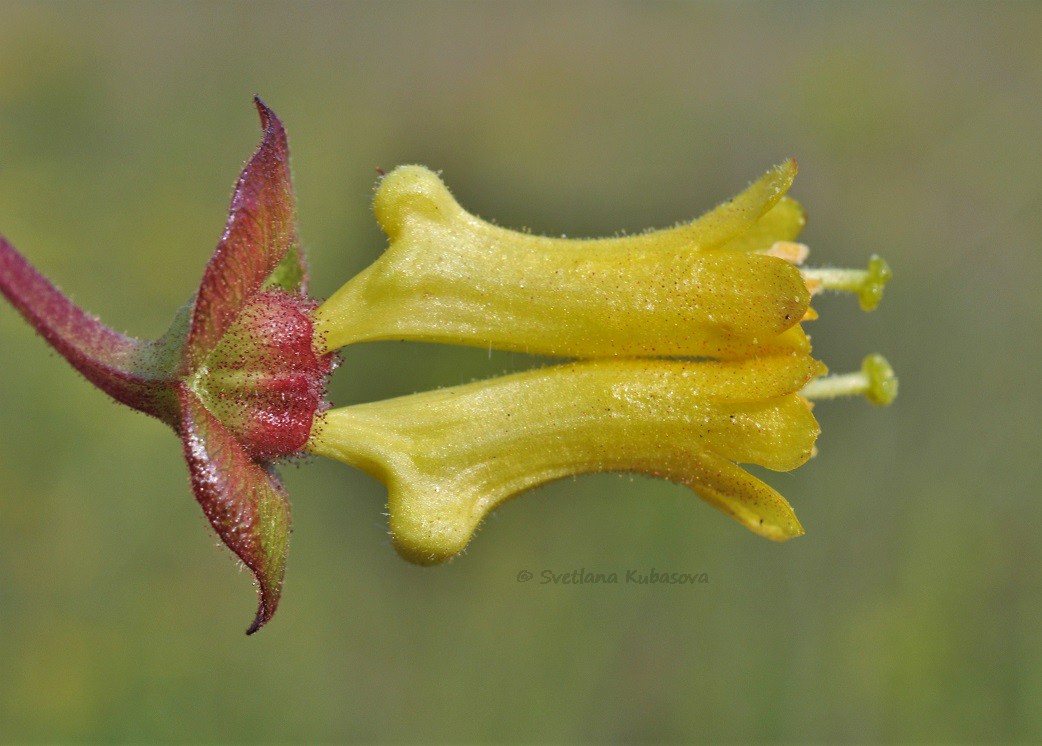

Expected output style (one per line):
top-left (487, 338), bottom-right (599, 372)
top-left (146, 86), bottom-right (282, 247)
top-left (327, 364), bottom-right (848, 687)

top-left (314, 161), bottom-right (815, 359)
top-left (307, 353), bottom-right (826, 564)
top-left (308, 160), bottom-right (897, 566)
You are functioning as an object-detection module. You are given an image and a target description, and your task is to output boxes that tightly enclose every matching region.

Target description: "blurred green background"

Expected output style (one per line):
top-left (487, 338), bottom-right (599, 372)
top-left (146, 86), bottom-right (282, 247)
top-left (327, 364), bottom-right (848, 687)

top-left (1, 1), bottom-right (1040, 743)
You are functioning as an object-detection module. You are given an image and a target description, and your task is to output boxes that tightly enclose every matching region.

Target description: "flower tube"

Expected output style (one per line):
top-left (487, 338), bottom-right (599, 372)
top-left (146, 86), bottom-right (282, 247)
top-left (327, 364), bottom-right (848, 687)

top-left (315, 162), bottom-right (814, 359)
top-left (308, 353), bottom-right (826, 564)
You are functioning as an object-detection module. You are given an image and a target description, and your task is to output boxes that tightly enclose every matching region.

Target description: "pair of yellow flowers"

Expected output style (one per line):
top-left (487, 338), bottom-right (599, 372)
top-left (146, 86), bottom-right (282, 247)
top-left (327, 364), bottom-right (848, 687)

top-left (308, 160), bottom-right (896, 564)
top-left (0, 100), bottom-right (896, 633)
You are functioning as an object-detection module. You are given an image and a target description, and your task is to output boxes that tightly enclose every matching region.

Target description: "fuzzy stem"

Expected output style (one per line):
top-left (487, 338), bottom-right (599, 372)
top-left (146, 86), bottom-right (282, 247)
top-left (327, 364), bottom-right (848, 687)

top-left (0, 236), bottom-right (179, 420)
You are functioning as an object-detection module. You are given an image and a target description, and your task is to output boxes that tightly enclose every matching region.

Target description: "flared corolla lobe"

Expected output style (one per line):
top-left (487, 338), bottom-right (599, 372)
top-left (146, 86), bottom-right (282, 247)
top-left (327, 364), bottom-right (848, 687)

top-left (0, 98), bottom-right (333, 634)
top-left (308, 352), bottom-right (825, 564)
top-left (315, 162), bottom-right (814, 359)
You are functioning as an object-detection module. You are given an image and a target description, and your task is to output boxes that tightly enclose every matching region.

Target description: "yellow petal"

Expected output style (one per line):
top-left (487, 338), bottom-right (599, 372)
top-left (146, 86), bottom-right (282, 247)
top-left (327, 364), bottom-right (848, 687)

top-left (719, 196), bottom-right (806, 253)
top-left (679, 452), bottom-right (804, 541)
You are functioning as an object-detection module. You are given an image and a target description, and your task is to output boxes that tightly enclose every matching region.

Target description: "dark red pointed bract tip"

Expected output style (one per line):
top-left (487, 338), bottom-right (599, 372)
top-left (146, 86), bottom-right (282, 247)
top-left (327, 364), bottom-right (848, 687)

top-left (253, 96), bottom-right (282, 139)
top-left (179, 386), bottom-right (291, 636)
top-left (246, 594), bottom-right (275, 636)
top-left (186, 97), bottom-right (299, 367)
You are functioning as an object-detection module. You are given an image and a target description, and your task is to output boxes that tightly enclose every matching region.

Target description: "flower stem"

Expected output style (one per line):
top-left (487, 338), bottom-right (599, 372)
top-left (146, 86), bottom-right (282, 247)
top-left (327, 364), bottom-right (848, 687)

top-left (0, 235), bottom-right (182, 421)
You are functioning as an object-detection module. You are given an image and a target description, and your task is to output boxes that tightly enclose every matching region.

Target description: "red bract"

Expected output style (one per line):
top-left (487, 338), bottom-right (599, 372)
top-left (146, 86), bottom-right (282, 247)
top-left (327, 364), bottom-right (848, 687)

top-left (0, 98), bottom-right (334, 634)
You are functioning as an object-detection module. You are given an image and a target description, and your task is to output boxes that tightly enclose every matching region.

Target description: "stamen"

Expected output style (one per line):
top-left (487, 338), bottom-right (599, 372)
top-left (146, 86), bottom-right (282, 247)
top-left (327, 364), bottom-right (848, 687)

top-left (801, 255), bottom-right (891, 311)
top-left (801, 354), bottom-right (898, 406)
